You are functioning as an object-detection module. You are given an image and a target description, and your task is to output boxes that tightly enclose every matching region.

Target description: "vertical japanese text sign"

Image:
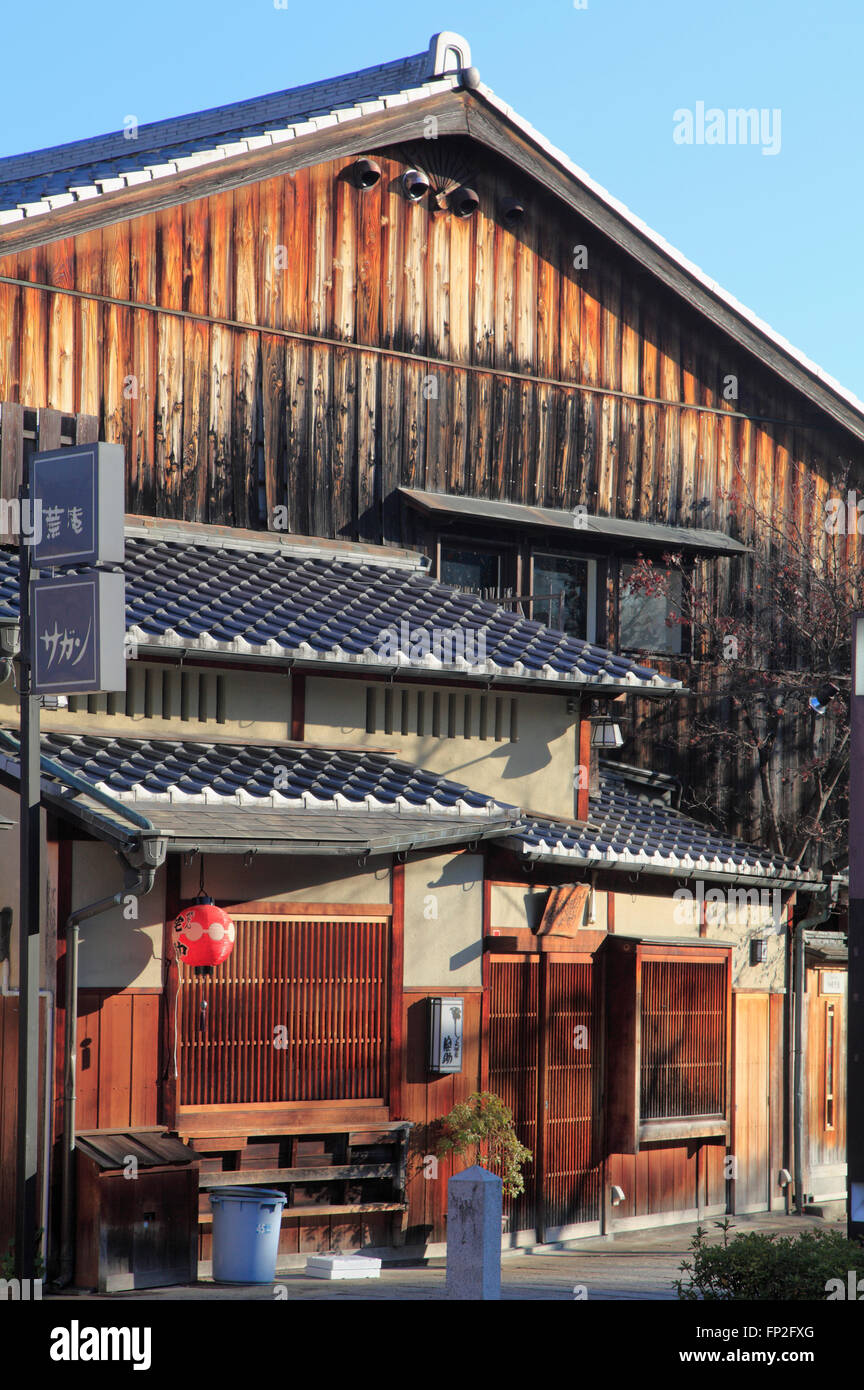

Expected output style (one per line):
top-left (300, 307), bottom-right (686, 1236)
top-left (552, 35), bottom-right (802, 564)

top-left (31, 444), bottom-right (126, 695)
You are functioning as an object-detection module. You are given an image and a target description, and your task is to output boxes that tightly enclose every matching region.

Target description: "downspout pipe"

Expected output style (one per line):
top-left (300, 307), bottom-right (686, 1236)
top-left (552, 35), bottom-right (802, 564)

top-left (54, 859), bottom-right (157, 1289)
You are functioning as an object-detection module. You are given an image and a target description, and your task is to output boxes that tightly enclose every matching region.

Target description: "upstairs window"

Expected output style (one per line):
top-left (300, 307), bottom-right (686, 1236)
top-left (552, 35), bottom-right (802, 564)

top-left (531, 553), bottom-right (597, 641)
top-left (619, 562), bottom-right (683, 654)
top-left (440, 544), bottom-right (502, 597)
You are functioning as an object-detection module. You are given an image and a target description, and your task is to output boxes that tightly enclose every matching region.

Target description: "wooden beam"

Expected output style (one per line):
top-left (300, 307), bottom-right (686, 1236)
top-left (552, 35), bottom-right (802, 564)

top-left (199, 1163), bottom-right (395, 1186)
top-left (0, 94), bottom-right (471, 258)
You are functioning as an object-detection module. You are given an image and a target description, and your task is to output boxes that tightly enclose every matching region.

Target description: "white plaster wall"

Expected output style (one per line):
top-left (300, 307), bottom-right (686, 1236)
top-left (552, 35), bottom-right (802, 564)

top-left (404, 852), bottom-right (483, 988)
top-left (304, 677), bottom-right (576, 818)
top-left (0, 783), bottom-right (54, 990)
top-left (73, 841), bottom-right (167, 989)
top-left (178, 853), bottom-right (391, 905)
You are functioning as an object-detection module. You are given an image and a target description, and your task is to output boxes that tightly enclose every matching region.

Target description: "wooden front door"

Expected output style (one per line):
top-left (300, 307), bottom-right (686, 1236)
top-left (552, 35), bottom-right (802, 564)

top-left (732, 993), bottom-right (771, 1212)
top-left (488, 953), bottom-right (600, 1239)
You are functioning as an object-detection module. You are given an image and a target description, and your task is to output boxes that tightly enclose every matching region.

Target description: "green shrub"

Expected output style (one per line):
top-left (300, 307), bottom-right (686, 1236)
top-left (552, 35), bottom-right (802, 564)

top-left (434, 1091), bottom-right (532, 1198)
top-left (1, 1232), bottom-right (45, 1280)
top-left (674, 1220), bottom-right (864, 1300)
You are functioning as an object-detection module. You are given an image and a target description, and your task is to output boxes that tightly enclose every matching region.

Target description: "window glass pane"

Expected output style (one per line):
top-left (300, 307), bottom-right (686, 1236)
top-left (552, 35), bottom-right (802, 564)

top-left (619, 563), bottom-right (683, 653)
top-left (441, 546), bottom-right (500, 593)
top-left (532, 554), bottom-right (590, 638)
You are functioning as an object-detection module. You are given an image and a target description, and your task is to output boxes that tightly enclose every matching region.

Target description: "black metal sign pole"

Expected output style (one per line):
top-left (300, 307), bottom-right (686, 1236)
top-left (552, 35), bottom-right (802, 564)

top-left (14, 451), bottom-right (41, 1281)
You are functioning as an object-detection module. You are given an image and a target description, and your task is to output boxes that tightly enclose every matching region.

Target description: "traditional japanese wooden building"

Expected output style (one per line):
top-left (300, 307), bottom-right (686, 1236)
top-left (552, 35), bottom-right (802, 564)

top-left (0, 32), bottom-right (848, 1278)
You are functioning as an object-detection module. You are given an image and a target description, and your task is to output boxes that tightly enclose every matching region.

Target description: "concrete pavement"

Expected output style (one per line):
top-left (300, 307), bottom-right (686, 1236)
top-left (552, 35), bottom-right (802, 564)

top-left (44, 1211), bottom-right (846, 1301)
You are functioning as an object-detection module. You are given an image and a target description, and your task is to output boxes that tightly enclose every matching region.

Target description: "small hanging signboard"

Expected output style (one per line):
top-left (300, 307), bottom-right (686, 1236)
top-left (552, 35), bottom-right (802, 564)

top-left (428, 996), bottom-right (464, 1074)
top-left (32, 443), bottom-right (125, 568)
top-left (31, 572), bottom-right (126, 695)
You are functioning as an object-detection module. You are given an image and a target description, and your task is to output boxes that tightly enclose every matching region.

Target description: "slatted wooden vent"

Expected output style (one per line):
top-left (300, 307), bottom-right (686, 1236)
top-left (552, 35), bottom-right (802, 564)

top-left (178, 915), bottom-right (390, 1106)
top-left (640, 961), bottom-right (726, 1120)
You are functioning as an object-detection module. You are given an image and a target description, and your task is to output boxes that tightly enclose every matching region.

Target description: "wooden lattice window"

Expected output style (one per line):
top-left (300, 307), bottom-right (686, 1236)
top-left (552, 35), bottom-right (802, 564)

top-left (602, 936), bottom-right (731, 1152)
top-left (639, 961), bottom-right (727, 1120)
top-left (178, 913), bottom-right (390, 1106)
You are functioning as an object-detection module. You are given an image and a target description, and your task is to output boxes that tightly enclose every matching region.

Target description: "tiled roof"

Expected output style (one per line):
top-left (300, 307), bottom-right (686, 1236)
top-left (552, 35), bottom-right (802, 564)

top-left (37, 732), bottom-right (508, 816)
top-left (0, 40), bottom-right (455, 221)
top-left (24, 731), bottom-right (815, 885)
top-left (506, 765), bottom-right (816, 886)
top-left (0, 535), bottom-right (677, 689)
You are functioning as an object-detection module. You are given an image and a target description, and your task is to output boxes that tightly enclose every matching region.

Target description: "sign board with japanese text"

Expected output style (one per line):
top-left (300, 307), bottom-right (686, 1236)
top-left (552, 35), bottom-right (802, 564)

top-left (32, 443), bottom-right (124, 568)
top-left (428, 995), bottom-right (464, 1074)
top-left (31, 572), bottom-right (126, 694)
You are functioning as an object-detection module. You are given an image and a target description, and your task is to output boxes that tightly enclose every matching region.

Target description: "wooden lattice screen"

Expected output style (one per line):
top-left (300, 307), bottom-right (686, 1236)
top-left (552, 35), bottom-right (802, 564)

top-left (178, 914), bottom-right (391, 1106)
top-left (640, 960), bottom-right (727, 1120)
top-left (488, 954), bottom-right (600, 1235)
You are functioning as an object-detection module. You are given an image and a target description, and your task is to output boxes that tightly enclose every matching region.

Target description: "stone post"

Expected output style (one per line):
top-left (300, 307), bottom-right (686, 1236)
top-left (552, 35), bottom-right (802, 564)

top-left (445, 1165), bottom-right (502, 1300)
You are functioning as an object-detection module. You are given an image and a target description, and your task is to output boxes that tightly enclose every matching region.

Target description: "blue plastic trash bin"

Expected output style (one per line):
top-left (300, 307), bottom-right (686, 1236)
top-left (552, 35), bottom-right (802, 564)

top-left (209, 1186), bottom-right (287, 1283)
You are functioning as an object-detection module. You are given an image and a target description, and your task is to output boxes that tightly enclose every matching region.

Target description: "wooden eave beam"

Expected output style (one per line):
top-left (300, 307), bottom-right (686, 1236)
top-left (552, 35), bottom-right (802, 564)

top-left (0, 90), bottom-right (471, 258)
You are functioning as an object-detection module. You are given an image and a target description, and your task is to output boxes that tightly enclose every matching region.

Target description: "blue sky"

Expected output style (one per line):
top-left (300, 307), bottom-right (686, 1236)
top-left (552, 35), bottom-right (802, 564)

top-left (2, 0), bottom-right (862, 396)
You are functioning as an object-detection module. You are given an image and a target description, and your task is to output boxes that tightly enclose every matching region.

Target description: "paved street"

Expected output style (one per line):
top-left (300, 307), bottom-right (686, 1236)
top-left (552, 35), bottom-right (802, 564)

top-left (45, 1212), bottom-right (844, 1301)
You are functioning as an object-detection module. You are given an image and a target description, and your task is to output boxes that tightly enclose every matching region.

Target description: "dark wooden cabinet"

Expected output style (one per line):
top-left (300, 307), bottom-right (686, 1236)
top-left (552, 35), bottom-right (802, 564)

top-left (75, 1129), bottom-right (199, 1292)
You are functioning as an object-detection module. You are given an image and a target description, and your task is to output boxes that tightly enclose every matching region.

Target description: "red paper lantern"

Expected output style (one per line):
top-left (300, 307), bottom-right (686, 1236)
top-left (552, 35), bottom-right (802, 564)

top-left (173, 902), bottom-right (236, 968)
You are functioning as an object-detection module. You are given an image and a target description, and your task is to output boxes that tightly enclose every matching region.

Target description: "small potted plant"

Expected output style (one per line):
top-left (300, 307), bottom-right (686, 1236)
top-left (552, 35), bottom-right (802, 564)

top-left (434, 1091), bottom-right (532, 1209)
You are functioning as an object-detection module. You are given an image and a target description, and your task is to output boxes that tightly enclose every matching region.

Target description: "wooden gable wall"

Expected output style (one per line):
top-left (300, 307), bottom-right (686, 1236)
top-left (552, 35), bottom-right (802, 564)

top-left (0, 137), bottom-right (860, 551)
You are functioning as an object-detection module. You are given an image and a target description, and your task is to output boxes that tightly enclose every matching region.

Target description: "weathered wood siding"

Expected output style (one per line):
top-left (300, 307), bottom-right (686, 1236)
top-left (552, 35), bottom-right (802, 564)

top-left (0, 142), bottom-right (859, 541)
top-left (0, 139), bottom-right (857, 847)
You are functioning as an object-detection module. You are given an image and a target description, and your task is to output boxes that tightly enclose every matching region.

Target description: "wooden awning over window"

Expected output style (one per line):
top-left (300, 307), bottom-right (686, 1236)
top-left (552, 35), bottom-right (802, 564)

top-left (400, 487), bottom-right (750, 555)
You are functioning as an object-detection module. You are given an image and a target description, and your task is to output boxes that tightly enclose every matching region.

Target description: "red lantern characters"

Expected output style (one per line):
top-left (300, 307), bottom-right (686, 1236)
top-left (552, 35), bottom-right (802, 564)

top-left (173, 903), bottom-right (236, 968)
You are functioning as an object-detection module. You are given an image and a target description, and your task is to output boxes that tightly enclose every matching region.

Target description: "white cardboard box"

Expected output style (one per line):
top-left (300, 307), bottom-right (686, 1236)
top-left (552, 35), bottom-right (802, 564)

top-left (304, 1254), bottom-right (382, 1280)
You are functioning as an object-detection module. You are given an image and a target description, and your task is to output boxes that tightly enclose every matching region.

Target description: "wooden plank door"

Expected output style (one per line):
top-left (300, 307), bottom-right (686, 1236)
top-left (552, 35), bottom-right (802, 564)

top-left (732, 993), bottom-right (771, 1212)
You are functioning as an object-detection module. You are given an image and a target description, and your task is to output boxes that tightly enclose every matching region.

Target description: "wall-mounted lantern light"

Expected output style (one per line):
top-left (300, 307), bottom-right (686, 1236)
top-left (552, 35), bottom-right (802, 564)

top-left (0, 618), bottom-right (20, 657)
top-left (428, 996), bottom-right (464, 1073)
top-left (750, 938), bottom-right (768, 965)
top-left (590, 715), bottom-right (623, 748)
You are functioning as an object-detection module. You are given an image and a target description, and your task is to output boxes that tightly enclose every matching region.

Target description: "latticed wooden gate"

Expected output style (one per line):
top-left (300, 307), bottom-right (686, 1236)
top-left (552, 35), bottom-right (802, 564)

top-left (488, 953), bottom-right (600, 1239)
top-left (178, 913), bottom-right (391, 1106)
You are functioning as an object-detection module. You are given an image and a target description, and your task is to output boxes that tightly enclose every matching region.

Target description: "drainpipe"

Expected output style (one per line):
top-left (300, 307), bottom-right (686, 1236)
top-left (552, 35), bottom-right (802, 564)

top-left (55, 858), bottom-right (158, 1288)
top-left (792, 895), bottom-right (835, 1215)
